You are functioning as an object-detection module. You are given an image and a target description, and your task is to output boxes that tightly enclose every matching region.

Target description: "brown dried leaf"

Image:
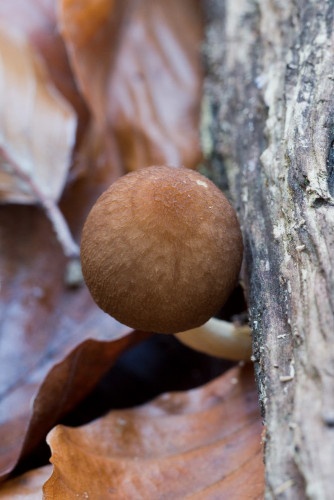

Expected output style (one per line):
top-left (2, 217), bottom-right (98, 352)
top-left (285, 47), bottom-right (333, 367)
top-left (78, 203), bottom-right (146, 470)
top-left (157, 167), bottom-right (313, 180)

top-left (0, 0), bottom-right (88, 134)
top-left (0, 24), bottom-right (77, 205)
top-left (0, 465), bottom-right (51, 499)
top-left (0, 152), bottom-right (142, 481)
top-left (60, 0), bottom-right (203, 172)
top-left (45, 365), bottom-right (264, 499)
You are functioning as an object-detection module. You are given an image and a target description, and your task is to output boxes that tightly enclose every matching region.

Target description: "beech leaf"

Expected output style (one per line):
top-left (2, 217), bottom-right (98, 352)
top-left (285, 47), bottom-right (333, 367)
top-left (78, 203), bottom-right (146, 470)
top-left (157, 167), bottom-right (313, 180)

top-left (0, 0), bottom-right (89, 139)
top-left (60, 0), bottom-right (203, 172)
top-left (0, 24), bottom-right (77, 205)
top-left (0, 153), bottom-right (141, 482)
top-left (45, 365), bottom-right (264, 499)
top-left (0, 466), bottom-right (52, 500)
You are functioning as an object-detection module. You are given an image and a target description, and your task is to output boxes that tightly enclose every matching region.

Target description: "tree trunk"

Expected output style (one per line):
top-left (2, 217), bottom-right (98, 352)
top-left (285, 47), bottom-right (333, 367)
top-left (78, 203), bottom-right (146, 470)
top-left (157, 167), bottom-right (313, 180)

top-left (202, 0), bottom-right (334, 498)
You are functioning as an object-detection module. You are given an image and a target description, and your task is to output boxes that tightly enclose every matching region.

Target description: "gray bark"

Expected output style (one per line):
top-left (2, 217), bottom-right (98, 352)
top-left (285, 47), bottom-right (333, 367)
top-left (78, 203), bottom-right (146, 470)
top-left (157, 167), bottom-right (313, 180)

top-left (202, 0), bottom-right (334, 498)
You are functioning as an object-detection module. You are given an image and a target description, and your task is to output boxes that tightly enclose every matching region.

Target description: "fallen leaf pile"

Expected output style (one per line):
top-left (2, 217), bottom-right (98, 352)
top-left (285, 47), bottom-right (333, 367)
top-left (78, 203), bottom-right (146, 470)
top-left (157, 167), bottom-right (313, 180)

top-left (0, 0), bottom-right (264, 498)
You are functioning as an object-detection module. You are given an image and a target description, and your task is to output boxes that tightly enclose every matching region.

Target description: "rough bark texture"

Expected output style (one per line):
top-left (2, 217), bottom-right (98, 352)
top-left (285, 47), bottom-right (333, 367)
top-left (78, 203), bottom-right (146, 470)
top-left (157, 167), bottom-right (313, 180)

top-left (202, 1), bottom-right (334, 499)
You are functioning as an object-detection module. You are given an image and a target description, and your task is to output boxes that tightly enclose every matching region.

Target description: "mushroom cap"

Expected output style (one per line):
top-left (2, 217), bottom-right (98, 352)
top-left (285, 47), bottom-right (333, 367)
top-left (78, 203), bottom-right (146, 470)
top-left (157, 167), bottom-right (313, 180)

top-left (81, 166), bottom-right (243, 334)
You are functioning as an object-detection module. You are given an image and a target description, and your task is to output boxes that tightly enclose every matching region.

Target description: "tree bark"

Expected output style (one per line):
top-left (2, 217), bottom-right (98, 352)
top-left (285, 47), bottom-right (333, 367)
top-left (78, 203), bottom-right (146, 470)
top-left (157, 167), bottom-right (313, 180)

top-left (202, 1), bottom-right (334, 498)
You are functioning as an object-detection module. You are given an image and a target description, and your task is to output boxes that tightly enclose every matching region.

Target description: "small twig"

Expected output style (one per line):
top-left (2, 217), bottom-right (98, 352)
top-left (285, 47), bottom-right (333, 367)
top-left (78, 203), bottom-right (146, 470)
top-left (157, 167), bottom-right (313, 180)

top-left (0, 146), bottom-right (79, 258)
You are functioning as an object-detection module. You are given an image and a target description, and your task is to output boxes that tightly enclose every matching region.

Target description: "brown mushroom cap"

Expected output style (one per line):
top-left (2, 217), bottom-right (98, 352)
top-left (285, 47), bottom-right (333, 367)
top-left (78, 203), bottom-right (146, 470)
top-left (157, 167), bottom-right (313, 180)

top-left (80, 166), bottom-right (243, 334)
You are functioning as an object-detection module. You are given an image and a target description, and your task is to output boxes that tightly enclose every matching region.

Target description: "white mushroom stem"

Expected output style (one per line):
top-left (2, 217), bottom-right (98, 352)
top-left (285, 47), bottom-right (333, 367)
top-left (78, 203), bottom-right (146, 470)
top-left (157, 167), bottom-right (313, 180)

top-left (174, 317), bottom-right (252, 361)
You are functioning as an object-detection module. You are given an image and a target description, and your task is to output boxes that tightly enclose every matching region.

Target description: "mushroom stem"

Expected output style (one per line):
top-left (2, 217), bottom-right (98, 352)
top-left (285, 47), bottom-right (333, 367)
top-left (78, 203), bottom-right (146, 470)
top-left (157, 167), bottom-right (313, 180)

top-left (174, 318), bottom-right (252, 361)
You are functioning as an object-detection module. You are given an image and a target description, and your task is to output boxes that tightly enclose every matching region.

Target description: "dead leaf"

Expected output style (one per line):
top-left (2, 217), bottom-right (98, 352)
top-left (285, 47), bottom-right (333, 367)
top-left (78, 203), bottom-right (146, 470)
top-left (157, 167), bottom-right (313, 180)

top-left (45, 365), bottom-right (264, 499)
top-left (0, 24), bottom-right (77, 205)
top-left (0, 0), bottom-right (89, 146)
top-left (0, 148), bottom-right (144, 482)
top-left (0, 1), bottom-right (93, 258)
top-left (60, 0), bottom-right (204, 172)
top-left (0, 465), bottom-right (51, 499)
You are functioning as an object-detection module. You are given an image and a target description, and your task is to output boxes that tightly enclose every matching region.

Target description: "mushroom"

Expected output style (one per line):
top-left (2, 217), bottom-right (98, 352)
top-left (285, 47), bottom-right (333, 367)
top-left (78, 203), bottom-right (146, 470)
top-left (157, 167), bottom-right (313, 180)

top-left (175, 318), bottom-right (251, 361)
top-left (81, 166), bottom-right (251, 360)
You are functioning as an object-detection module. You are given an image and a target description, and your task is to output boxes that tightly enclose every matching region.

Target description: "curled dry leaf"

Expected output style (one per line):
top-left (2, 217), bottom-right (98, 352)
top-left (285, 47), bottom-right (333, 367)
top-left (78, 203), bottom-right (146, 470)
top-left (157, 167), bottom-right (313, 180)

top-left (0, 0), bottom-right (89, 138)
top-left (0, 0), bottom-right (94, 257)
top-left (0, 465), bottom-right (52, 500)
top-left (0, 149), bottom-right (142, 482)
top-left (60, 0), bottom-right (204, 172)
top-left (45, 365), bottom-right (264, 499)
top-left (0, 24), bottom-right (77, 205)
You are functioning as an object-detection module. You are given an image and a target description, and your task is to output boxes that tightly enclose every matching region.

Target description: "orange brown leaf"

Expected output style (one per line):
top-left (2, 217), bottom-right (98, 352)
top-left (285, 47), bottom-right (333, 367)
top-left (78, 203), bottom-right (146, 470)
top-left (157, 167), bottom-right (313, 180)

top-left (60, 0), bottom-right (204, 172)
top-left (45, 365), bottom-right (264, 499)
